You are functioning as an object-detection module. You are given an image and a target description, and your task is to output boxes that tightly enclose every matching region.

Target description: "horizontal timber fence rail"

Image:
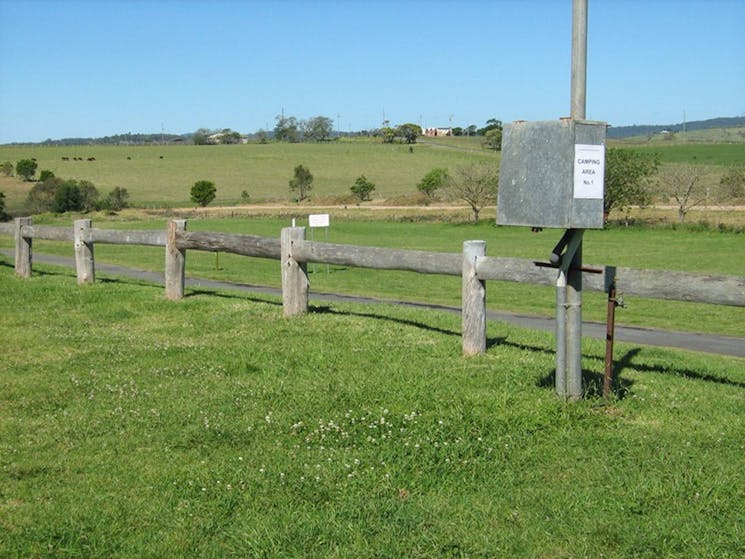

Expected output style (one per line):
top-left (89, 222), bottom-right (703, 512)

top-left (1, 218), bottom-right (744, 356)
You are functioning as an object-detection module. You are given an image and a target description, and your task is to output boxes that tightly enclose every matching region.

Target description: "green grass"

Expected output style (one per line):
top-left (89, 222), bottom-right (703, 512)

top-left (0, 140), bottom-right (498, 210)
top-left (624, 143), bottom-right (745, 166)
top-left (1, 264), bottom-right (743, 558)
top-left (2, 215), bottom-right (743, 337)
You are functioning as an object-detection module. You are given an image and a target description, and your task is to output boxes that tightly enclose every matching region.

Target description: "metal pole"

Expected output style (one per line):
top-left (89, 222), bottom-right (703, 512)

top-left (571, 0), bottom-right (588, 121)
top-left (603, 279), bottom-right (617, 399)
top-left (566, 0), bottom-right (588, 400)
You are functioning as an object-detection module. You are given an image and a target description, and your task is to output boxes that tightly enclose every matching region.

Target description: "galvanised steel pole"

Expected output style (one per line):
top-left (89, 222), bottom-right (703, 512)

top-left (567, 0), bottom-right (588, 400)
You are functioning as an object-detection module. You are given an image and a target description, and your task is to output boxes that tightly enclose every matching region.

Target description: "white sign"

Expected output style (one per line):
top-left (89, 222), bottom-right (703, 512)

top-left (573, 144), bottom-right (605, 199)
top-left (308, 213), bottom-right (330, 228)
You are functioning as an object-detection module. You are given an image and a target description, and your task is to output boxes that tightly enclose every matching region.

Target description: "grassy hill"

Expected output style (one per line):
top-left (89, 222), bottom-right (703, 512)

top-left (0, 140), bottom-right (498, 211)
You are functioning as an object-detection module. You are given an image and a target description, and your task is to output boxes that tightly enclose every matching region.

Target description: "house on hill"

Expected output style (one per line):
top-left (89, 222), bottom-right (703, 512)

top-left (423, 127), bottom-right (452, 137)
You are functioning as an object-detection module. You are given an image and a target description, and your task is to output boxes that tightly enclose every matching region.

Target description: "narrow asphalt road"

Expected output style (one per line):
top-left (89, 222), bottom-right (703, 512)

top-left (3, 250), bottom-right (743, 358)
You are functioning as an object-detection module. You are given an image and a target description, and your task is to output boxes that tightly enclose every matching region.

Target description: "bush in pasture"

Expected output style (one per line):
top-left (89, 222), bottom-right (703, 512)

top-left (720, 166), bottom-right (745, 200)
top-left (25, 177), bottom-right (61, 213)
top-left (0, 191), bottom-right (9, 221)
top-left (15, 159), bottom-right (38, 181)
top-left (289, 164), bottom-right (313, 201)
top-left (53, 180), bottom-right (84, 213)
top-left (1, 161), bottom-right (13, 176)
top-left (604, 148), bottom-right (659, 222)
top-left (350, 174), bottom-right (376, 201)
top-left (483, 127), bottom-right (503, 150)
top-left (445, 162), bottom-right (499, 223)
top-left (241, 190), bottom-right (251, 203)
top-left (39, 169), bottom-right (55, 182)
top-left (78, 180), bottom-right (100, 212)
top-left (191, 180), bottom-right (217, 207)
top-left (417, 167), bottom-right (450, 200)
top-left (102, 187), bottom-right (130, 212)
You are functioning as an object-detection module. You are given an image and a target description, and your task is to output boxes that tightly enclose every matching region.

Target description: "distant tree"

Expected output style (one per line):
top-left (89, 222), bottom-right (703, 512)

top-left (397, 123), bottom-right (422, 144)
top-left (26, 177), bottom-right (61, 213)
top-left (466, 125), bottom-right (478, 137)
top-left (483, 128), bottom-right (503, 151)
top-left (39, 169), bottom-right (55, 182)
top-left (16, 159), bottom-right (38, 181)
top-left (451, 127), bottom-right (464, 136)
top-left (241, 190), bottom-right (251, 203)
top-left (192, 128), bottom-right (213, 145)
top-left (105, 187), bottom-right (130, 211)
top-left (350, 174), bottom-right (376, 201)
top-left (0, 192), bottom-right (9, 221)
top-left (289, 164), bottom-right (313, 201)
top-left (719, 166), bottom-right (745, 200)
top-left (417, 168), bottom-right (450, 199)
top-left (303, 116), bottom-right (334, 142)
top-left (53, 180), bottom-right (84, 213)
top-left (78, 180), bottom-right (100, 212)
top-left (660, 164), bottom-right (707, 223)
top-left (446, 162), bottom-right (499, 223)
top-left (218, 129), bottom-right (243, 144)
top-left (604, 148), bottom-right (659, 222)
top-left (191, 180), bottom-right (217, 207)
top-left (255, 129), bottom-right (269, 143)
top-left (477, 118), bottom-right (502, 136)
top-left (274, 115), bottom-right (299, 143)
top-left (1, 161), bottom-right (14, 176)
top-left (379, 126), bottom-right (396, 144)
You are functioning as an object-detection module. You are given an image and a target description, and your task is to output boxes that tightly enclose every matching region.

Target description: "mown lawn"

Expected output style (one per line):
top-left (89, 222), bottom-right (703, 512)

top-left (1, 263), bottom-right (743, 558)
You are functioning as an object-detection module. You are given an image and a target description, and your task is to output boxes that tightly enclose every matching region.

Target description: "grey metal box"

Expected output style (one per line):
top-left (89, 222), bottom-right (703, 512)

top-left (497, 119), bottom-right (606, 229)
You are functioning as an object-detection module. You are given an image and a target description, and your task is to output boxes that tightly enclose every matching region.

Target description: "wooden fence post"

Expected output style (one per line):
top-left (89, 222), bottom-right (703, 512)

top-left (462, 240), bottom-right (487, 356)
top-left (281, 227), bottom-right (309, 316)
top-left (14, 217), bottom-right (32, 278)
top-left (74, 219), bottom-right (95, 284)
top-left (165, 219), bottom-right (187, 300)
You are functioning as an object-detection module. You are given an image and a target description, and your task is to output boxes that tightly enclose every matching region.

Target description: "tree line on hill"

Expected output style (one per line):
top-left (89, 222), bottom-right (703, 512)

top-left (607, 116), bottom-right (745, 139)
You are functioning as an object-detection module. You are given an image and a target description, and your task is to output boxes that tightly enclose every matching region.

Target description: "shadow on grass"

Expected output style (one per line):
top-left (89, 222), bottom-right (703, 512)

top-left (538, 346), bottom-right (745, 399)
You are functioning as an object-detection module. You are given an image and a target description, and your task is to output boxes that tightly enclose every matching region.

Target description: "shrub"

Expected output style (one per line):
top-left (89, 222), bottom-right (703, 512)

top-left (191, 180), bottom-right (217, 207)
top-left (102, 187), bottom-right (130, 212)
top-left (53, 180), bottom-right (84, 213)
top-left (350, 174), bottom-right (376, 201)
top-left (417, 168), bottom-right (449, 199)
top-left (288, 165), bottom-right (313, 201)
top-left (0, 191), bottom-right (9, 221)
top-left (1, 161), bottom-right (13, 176)
top-left (16, 159), bottom-right (38, 181)
top-left (39, 170), bottom-right (55, 182)
top-left (26, 177), bottom-right (61, 213)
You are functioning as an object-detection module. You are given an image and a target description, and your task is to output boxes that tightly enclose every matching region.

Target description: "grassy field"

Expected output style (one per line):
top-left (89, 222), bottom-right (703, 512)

top-left (2, 138), bottom-right (743, 214)
top-left (1, 263), bottom-right (743, 558)
top-left (0, 140), bottom-right (498, 211)
top-left (2, 214), bottom-right (743, 337)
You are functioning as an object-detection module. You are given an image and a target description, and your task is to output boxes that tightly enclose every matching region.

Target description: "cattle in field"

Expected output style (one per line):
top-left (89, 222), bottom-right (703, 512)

top-left (88, 157), bottom-right (96, 161)
top-left (127, 156), bottom-right (132, 160)
top-left (61, 157), bottom-right (69, 161)
top-left (159, 155), bottom-right (164, 159)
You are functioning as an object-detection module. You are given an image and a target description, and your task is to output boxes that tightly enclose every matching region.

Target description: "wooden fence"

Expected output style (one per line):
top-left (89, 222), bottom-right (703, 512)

top-left (1, 217), bottom-right (743, 357)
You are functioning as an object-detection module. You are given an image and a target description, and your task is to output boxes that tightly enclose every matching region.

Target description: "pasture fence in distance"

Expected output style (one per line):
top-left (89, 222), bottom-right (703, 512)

top-left (1, 217), bottom-right (743, 396)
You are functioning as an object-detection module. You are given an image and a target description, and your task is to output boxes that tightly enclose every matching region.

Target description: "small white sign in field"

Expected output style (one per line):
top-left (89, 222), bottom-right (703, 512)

top-left (309, 214), bottom-right (330, 228)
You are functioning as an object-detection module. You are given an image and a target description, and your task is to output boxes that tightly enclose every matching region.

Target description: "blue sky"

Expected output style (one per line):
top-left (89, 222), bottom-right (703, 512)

top-left (1, 0), bottom-right (743, 143)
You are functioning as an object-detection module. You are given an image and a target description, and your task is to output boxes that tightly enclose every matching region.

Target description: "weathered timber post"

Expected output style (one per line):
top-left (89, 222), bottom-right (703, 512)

top-left (14, 217), bottom-right (32, 278)
top-left (165, 219), bottom-right (186, 300)
top-left (462, 240), bottom-right (487, 356)
top-left (281, 227), bottom-right (309, 316)
top-left (74, 219), bottom-right (95, 284)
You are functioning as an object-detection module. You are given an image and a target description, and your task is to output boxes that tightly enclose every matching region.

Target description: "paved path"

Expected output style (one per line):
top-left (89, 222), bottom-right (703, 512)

top-left (4, 250), bottom-right (744, 358)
